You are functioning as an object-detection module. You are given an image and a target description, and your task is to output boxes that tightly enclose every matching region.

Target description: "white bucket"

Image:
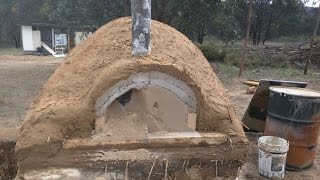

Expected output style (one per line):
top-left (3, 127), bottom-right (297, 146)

top-left (258, 136), bottom-right (289, 179)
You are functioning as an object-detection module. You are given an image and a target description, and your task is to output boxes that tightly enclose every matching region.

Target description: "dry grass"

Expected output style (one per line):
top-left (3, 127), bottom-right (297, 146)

top-left (0, 48), bottom-right (23, 56)
top-left (0, 142), bottom-right (17, 180)
top-left (0, 94), bottom-right (5, 106)
top-left (217, 63), bottom-right (320, 91)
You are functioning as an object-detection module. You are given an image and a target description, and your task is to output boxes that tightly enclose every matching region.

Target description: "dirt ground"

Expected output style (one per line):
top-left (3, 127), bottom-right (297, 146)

top-left (0, 55), bottom-right (320, 179)
top-left (0, 55), bottom-right (61, 128)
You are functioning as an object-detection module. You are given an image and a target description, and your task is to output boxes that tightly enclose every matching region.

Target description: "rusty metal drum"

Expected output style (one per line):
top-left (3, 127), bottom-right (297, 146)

top-left (264, 87), bottom-right (320, 170)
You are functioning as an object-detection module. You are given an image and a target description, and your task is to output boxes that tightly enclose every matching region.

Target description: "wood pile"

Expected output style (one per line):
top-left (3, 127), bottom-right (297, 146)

top-left (264, 40), bottom-right (320, 68)
top-left (286, 41), bottom-right (320, 68)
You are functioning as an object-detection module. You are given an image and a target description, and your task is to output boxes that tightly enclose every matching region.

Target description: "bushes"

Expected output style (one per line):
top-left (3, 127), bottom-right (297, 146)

top-left (198, 43), bottom-right (290, 69)
top-left (223, 50), bottom-right (289, 69)
top-left (197, 43), bottom-right (226, 62)
top-left (265, 54), bottom-right (290, 68)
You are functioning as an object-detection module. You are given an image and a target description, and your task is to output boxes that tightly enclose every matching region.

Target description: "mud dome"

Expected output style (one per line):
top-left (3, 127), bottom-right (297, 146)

top-left (15, 17), bottom-right (248, 176)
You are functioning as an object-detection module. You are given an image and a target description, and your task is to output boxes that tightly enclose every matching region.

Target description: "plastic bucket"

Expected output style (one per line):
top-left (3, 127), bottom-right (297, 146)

top-left (258, 136), bottom-right (289, 179)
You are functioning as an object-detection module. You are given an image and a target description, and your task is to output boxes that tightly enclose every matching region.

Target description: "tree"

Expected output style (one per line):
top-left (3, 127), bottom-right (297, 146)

top-left (0, 0), bottom-right (52, 48)
top-left (304, 2), bottom-right (320, 74)
top-left (164, 0), bottom-right (220, 44)
top-left (48, 0), bottom-right (135, 34)
top-left (239, 0), bottom-right (253, 76)
top-left (207, 1), bottom-right (242, 43)
top-left (152, 0), bottom-right (170, 22)
top-left (0, 0), bottom-right (317, 48)
top-left (0, 0), bottom-right (21, 47)
top-left (250, 0), bottom-right (301, 45)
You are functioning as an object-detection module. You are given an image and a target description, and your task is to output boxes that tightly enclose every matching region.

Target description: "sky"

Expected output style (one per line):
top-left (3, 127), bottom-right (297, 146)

top-left (304, 0), bottom-right (320, 7)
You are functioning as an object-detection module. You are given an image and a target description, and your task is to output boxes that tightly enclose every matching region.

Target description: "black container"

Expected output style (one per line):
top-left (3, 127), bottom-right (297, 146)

top-left (242, 79), bottom-right (307, 132)
top-left (265, 87), bottom-right (320, 170)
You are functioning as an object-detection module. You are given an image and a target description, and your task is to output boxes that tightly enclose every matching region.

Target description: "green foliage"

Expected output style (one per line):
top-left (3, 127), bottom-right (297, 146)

top-left (208, 1), bottom-right (242, 43)
top-left (0, 0), bottom-right (319, 50)
top-left (223, 50), bottom-right (267, 69)
top-left (278, 5), bottom-right (315, 38)
top-left (0, 0), bottom-right (52, 47)
top-left (246, 0), bottom-right (303, 45)
top-left (198, 43), bottom-right (226, 62)
top-left (38, 2), bottom-right (52, 17)
top-left (266, 54), bottom-right (290, 68)
top-left (49, 0), bottom-right (104, 32)
top-left (165, 0), bottom-right (220, 44)
top-left (275, 35), bottom-right (310, 42)
top-left (209, 43), bottom-right (290, 69)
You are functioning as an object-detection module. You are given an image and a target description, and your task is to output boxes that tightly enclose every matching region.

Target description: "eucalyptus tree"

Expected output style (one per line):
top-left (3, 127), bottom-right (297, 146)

top-left (164, 0), bottom-right (221, 44)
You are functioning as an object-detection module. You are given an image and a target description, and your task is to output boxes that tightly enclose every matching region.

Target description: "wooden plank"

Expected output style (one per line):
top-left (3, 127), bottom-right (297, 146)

top-left (62, 132), bottom-right (228, 150)
top-left (242, 80), bottom-right (259, 87)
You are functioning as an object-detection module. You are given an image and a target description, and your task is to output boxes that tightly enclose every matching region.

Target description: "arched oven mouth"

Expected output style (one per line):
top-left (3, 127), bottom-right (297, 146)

top-left (63, 71), bottom-right (228, 150)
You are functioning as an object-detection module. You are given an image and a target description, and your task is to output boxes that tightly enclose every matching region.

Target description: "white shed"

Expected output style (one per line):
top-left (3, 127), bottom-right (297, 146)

top-left (20, 23), bottom-right (92, 57)
top-left (21, 25), bottom-right (39, 51)
top-left (21, 23), bottom-right (56, 53)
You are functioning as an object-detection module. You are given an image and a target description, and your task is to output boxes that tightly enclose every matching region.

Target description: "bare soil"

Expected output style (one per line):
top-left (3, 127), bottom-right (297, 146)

top-left (0, 52), bottom-right (320, 179)
top-left (0, 55), bottom-right (61, 128)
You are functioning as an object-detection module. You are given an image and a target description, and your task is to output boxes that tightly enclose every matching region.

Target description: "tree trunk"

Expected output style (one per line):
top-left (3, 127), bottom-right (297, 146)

top-left (239, 0), bottom-right (253, 77)
top-left (152, 0), bottom-right (159, 20)
top-left (11, 29), bottom-right (20, 48)
top-left (157, 0), bottom-right (168, 22)
top-left (0, 25), bottom-right (2, 42)
top-left (257, 25), bottom-right (261, 45)
top-left (13, 35), bottom-right (20, 48)
top-left (253, 18), bottom-right (263, 45)
top-left (197, 23), bottom-right (205, 44)
top-left (252, 26), bottom-right (257, 45)
top-left (304, 4), bottom-right (320, 75)
top-left (263, 12), bottom-right (273, 45)
top-left (123, 0), bottom-right (131, 16)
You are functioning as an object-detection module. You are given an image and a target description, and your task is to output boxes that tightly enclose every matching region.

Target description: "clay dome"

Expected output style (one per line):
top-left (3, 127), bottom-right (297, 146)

top-left (16, 17), bottom-right (247, 174)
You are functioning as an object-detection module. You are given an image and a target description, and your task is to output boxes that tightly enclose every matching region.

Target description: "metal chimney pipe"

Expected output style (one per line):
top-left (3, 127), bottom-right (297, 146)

top-left (131, 0), bottom-right (151, 57)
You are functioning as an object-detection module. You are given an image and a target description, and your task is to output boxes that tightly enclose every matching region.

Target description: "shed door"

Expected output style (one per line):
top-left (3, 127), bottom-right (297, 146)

top-left (21, 26), bottom-right (33, 51)
top-left (32, 31), bottom-right (41, 50)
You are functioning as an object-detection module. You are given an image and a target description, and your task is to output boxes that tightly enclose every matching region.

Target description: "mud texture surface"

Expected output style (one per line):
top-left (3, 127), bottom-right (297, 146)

top-left (15, 17), bottom-right (247, 173)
